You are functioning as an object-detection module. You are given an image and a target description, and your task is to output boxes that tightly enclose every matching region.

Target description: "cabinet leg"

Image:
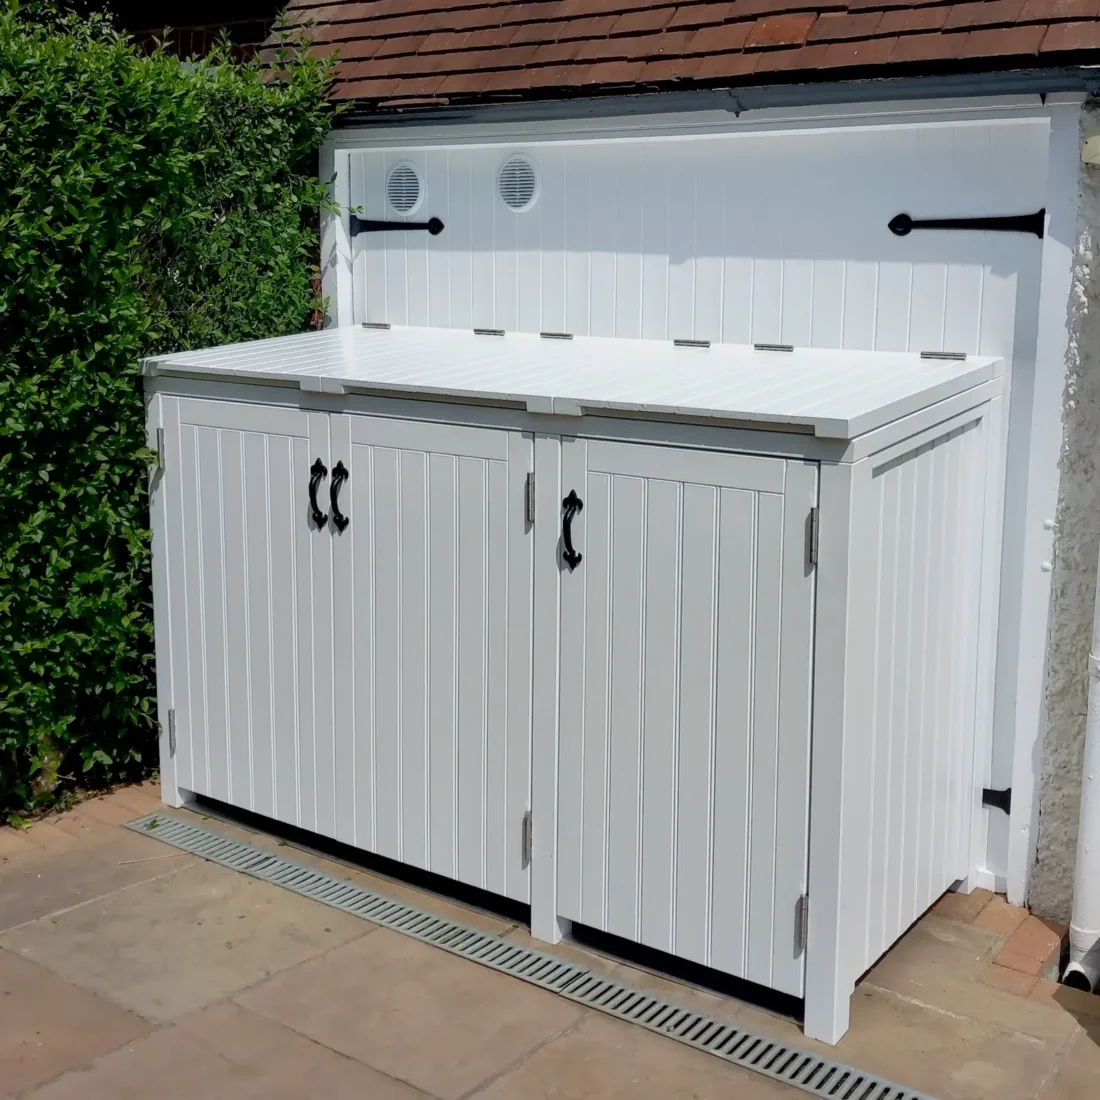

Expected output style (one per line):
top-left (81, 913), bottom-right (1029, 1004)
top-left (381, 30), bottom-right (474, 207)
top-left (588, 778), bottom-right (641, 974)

top-left (531, 912), bottom-right (572, 947)
top-left (159, 781), bottom-right (193, 810)
top-left (803, 979), bottom-right (852, 1045)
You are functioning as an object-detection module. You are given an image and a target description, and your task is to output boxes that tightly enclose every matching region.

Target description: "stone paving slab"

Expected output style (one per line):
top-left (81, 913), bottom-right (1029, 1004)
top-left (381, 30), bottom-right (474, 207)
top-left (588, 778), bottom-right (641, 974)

top-left (0, 948), bottom-right (152, 1098)
top-left (24, 1001), bottom-right (432, 1100)
top-left (861, 915), bottom-right (1079, 1046)
top-left (1037, 1025), bottom-right (1100, 1098)
top-left (0, 859), bottom-right (370, 1023)
top-left (4, 789), bottom-right (1100, 1100)
top-left (733, 985), bottom-right (1065, 1100)
top-left (470, 1011), bottom-right (801, 1100)
top-left (0, 830), bottom-right (195, 934)
top-left (238, 926), bottom-right (585, 1100)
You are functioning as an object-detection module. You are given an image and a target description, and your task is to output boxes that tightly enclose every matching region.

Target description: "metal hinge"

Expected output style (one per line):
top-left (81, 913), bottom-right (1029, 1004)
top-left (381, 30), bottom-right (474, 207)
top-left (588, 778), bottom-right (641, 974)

top-left (155, 427), bottom-right (165, 472)
top-left (166, 708), bottom-right (176, 756)
top-left (982, 787), bottom-right (1012, 815)
top-left (522, 810), bottom-right (532, 868)
top-left (808, 506), bottom-right (820, 567)
top-left (795, 894), bottom-right (809, 954)
top-left (525, 472), bottom-right (535, 524)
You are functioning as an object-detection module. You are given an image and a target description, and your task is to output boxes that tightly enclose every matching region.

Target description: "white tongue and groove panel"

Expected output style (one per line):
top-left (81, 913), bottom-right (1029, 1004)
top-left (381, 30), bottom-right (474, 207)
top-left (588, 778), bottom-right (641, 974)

top-left (842, 413), bottom-right (990, 980)
top-left (346, 120), bottom-right (1043, 361)
top-left (167, 398), bottom-right (331, 831)
top-left (146, 325), bottom-right (998, 441)
top-left (338, 415), bottom-right (534, 903)
top-left (556, 439), bottom-right (816, 997)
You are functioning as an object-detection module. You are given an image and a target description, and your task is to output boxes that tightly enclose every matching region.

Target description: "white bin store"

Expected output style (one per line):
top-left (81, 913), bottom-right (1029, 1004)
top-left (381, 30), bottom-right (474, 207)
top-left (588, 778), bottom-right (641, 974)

top-left (145, 325), bottom-right (1002, 1043)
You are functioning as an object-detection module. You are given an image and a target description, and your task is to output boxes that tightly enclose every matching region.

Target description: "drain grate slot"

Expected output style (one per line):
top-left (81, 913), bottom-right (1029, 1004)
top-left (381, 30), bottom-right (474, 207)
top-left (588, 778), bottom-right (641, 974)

top-left (127, 813), bottom-right (938, 1100)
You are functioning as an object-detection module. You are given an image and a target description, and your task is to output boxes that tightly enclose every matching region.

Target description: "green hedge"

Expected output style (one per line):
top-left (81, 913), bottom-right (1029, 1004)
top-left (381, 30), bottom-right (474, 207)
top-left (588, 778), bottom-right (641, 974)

top-left (0, 3), bottom-right (337, 814)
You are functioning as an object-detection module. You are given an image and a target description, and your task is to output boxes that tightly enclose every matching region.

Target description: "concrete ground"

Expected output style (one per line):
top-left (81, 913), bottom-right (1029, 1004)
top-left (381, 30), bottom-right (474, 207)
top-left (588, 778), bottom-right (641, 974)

top-left (1, 786), bottom-right (1099, 1099)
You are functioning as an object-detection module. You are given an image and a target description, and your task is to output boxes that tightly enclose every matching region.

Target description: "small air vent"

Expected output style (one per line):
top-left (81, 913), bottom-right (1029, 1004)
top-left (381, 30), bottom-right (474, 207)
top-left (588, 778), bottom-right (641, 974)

top-left (386, 162), bottom-right (423, 215)
top-left (498, 156), bottom-right (538, 212)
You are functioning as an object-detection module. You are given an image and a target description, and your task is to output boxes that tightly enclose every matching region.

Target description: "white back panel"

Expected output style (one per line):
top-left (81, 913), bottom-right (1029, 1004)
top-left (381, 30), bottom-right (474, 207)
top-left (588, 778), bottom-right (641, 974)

top-left (348, 120), bottom-right (1044, 365)
top-left (556, 439), bottom-right (816, 996)
top-left (339, 415), bottom-right (534, 903)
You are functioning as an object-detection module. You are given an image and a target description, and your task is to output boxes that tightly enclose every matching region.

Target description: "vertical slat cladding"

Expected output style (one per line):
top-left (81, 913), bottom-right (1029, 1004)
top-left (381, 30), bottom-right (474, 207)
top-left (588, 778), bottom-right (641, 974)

top-left (197, 427), bottom-right (228, 801)
top-left (354, 122), bottom-right (1042, 378)
top-left (244, 433), bottom-right (274, 818)
top-left (505, 432), bottom-right (534, 903)
top-left (615, 147), bottom-right (643, 339)
top-left (559, 447), bottom-right (807, 995)
top-left (711, 489), bottom-right (756, 977)
top-left (485, 458), bottom-right (510, 895)
top-left (858, 468), bottom-right (884, 968)
top-left (311, 412), bottom-right (336, 840)
top-left (457, 456), bottom-right (488, 887)
top-left (747, 492), bottom-right (784, 989)
top-left (771, 461), bottom-right (817, 997)
top-left (219, 431), bottom-right (250, 810)
top-left (640, 478), bottom-right (682, 953)
top-left (178, 423), bottom-right (203, 795)
top-left (885, 458), bottom-right (916, 941)
top-left (606, 474), bottom-right (646, 940)
top-left (331, 414), bottom-right (356, 849)
top-left (867, 466), bottom-right (899, 961)
top-left (400, 448), bottom-right (429, 867)
top-left (310, 413), bottom-right (334, 831)
top-left (640, 146), bottom-right (669, 341)
top-left (352, 443), bottom-right (376, 850)
top-left (372, 446), bottom-right (402, 860)
top-left (428, 452), bottom-right (458, 881)
top-left (173, 405), bottom-right (313, 830)
top-left (344, 423), bottom-right (527, 902)
top-left (903, 442), bottom-right (935, 929)
top-left (675, 484), bottom-right (719, 965)
top-left (861, 420), bottom-right (985, 972)
top-left (292, 432), bottom-right (315, 831)
top-left (576, 472), bottom-right (611, 928)
top-left (269, 436), bottom-right (299, 824)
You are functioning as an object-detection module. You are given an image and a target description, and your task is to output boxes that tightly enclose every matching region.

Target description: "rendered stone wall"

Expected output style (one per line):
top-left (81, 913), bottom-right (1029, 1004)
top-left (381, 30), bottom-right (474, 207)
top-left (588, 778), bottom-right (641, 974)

top-left (1031, 102), bottom-right (1100, 923)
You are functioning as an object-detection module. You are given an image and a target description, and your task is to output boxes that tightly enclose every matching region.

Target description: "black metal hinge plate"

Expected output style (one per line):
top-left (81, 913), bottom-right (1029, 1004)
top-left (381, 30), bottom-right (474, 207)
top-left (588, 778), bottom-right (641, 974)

top-left (982, 787), bottom-right (1012, 815)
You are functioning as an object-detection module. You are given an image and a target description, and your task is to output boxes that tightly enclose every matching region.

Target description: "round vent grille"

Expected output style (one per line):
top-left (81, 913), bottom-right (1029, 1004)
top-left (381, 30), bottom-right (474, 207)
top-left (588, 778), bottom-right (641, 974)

top-left (498, 156), bottom-right (538, 212)
top-left (386, 162), bottom-right (422, 215)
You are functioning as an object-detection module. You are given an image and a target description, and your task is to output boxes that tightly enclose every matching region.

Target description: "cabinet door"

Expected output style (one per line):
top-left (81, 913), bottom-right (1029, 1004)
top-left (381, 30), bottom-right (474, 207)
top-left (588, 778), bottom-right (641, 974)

top-left (556, 438), bottom-right (816, 997)
top-left (331, 414), bottom-right (534, 903)
top-left (162, 398), bottom-right (334, 832)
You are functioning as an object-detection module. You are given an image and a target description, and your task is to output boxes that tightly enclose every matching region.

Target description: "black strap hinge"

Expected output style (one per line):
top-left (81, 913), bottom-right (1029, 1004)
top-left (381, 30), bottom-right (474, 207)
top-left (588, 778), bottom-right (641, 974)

top-left (889, 210), bottom-right (1045, 239)
top-left (350, 215), bottom-right (444, 237)
top-left (982, 787), bottom-right (1012, 815)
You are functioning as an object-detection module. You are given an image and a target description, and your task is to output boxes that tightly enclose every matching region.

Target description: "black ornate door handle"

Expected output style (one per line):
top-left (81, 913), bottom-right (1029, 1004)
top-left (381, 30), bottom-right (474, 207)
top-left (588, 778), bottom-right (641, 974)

top-left (562, 490), bottom-right (583, 572)
top-left (309, 458), bottom-right (328, 529)
top-left (330, 460), bottom-right (349, 533)
top-left (888, 210), bottom-right (1045, 238)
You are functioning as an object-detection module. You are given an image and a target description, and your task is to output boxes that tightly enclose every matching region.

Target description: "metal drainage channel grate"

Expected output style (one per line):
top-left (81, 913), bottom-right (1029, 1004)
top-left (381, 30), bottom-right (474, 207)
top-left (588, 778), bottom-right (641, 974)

top-left (128, 813), bottom-right (934, 1100)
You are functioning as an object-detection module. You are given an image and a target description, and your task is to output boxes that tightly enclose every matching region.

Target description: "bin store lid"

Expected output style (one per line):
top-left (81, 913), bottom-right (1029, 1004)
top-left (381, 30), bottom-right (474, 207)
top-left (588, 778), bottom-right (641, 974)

top-left (143, 325), bottom-right (999, 441)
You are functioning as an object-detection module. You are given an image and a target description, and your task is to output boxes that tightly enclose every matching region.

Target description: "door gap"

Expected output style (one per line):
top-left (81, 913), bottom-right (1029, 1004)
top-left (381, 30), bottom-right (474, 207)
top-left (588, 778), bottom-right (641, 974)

top-left (569, 921), bottom-right (803, 1023)
top-left (189, 794), bottom-right (530, 925)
